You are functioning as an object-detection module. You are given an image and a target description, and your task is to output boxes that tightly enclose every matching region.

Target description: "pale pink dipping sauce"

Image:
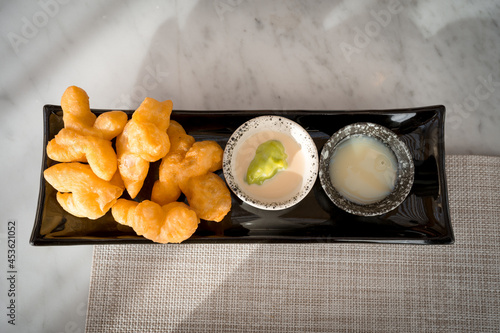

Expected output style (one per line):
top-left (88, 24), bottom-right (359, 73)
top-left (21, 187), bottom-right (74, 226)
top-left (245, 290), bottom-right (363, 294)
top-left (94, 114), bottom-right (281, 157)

top-left (233, 130), bottom-right (305, 204)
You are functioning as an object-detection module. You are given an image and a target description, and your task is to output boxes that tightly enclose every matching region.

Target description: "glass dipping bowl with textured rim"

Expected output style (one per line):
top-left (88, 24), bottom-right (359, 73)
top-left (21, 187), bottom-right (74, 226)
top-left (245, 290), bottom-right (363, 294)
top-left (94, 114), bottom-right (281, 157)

top-left (223, 115), bottom-right (319, 211)
top-left (319, 122), bottom-right (414, 216)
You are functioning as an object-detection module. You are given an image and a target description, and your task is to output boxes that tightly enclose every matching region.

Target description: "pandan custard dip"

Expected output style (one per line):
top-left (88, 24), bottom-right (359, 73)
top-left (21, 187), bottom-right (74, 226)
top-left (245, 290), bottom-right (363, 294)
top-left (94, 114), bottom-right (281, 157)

top-left (222, 115), bottom-right (319, 210)
top-left (246, 140), bottom-right (288, 185)
top-left (232, 129), bottom-right (304, 204)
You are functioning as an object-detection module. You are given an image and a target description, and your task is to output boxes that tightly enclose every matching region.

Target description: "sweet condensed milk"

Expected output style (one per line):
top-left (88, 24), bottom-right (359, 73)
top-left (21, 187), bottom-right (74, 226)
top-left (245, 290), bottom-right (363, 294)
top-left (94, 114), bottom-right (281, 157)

top-left (329, 135), bottom-right (397, 205)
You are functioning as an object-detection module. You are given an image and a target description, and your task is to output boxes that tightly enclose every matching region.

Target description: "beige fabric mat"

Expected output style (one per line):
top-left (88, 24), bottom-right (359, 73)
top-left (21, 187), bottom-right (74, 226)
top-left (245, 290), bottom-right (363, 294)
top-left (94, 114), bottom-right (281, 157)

top-left (86, 155), bottom-right (500, 333)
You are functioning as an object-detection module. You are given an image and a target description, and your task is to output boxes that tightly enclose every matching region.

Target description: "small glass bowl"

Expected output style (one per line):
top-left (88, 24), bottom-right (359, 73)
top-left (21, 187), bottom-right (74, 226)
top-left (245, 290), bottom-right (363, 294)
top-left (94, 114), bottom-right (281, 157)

top-left (319, 122), bottom-right (414, 216)
top-left (223, 116), bottom-right (318, 211)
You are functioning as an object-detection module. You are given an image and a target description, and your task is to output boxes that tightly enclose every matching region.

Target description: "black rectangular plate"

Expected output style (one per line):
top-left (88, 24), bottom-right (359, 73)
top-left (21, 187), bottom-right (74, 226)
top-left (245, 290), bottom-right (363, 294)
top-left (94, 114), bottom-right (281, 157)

top-left (30, 105), bottom-right (453, 245)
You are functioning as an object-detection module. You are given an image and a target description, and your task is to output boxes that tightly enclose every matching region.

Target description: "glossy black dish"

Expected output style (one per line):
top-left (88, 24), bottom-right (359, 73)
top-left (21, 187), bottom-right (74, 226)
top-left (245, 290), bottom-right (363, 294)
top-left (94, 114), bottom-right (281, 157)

top-left (30, 105), bottom-right (453, 245)
top-left (319, 122), bottom-right (415, 217)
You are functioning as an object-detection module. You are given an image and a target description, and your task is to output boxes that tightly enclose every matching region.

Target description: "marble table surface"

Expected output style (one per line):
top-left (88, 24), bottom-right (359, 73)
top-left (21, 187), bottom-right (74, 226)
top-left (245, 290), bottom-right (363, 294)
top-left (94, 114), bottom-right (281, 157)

top-left (1, 0), bottom-right (499, 332)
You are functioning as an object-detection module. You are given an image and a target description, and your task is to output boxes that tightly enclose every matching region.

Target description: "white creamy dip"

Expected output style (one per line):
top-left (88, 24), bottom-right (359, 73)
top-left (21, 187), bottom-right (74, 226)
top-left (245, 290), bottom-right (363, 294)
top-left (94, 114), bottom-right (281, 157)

top-left (329, 135), bottom-right (397, 205)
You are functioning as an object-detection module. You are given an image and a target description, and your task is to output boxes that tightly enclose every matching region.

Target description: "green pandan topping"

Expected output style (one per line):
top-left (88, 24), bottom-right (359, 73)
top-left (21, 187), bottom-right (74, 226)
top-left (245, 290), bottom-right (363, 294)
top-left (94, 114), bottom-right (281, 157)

top-left (246, 140), bottom-right (288, 185)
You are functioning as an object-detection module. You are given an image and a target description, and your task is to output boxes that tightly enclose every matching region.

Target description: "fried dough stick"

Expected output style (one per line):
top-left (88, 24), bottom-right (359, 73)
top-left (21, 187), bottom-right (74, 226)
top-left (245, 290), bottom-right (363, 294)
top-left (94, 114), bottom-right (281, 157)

top-left (44, 162), bottom-right (124, 219)
top-left (112, 199), bottom-right (199, 243)
top-left (151, 121), bottom-right (229, 222)
top-left (151, 138), bottom-right (224, 206)
top-left (178, 141), bottom-right (224, 186)
top-left (47, 129), bottom-right (117, 181)
top-left (151, 120), bottom-right (195, 205)
top-left (61, 86), bottom-right (128, 140)
top-left (116, 98), bottom-right (172, 198)
top-left (47, 86), bottom-right (128, 181)
top-left (180, 172), bottom-right (231, 222)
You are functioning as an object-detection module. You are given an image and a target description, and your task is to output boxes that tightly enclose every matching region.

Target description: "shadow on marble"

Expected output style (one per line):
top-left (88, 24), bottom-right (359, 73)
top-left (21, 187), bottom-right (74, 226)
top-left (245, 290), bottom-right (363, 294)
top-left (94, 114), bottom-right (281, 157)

top-left (128, 1), bottom-right (500, 156)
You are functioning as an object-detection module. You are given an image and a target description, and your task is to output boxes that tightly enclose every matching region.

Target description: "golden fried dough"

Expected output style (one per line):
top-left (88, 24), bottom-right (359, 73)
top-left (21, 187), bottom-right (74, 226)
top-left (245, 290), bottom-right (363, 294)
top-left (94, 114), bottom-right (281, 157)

top-left (56, 192), bottom-right (109, 219)
top-left (48, 86), bottom-right (233, 239)
top-left (117, 98), bottom-right (173, 198)
top-left (167, 120), bottom-right (195, 154)
top-left (116, 148), bottom-right (150, 199)
top-left (44, 162), bottom-right (124, 219)
top-left (151, 120), bottom-right (195, 205)
top-left (61, 86), bottom-right (96, 133)
top-left (132, 98), bottom-right (171, 131)
top-left (47, 128), bottom-right (117, 181)
top-left (161, 202), bottom-right (199, 243)
top-left (180, 173), bottom-right (231, 222)
top-left (151, 124), bottom-right (226, 210)
top-left (112, 199), bottom-right (199, 243)
top-left (49, 86), bottom-right (128, 181)
top-left (110, 198), bottom-right (138, 224)
top-left (151, 154), bottom-right (184, 205)
top-left (178, 141), bottom-right (223, 187)
top-left (61, 86), bottom-right (127, 139)
top-left (124, 120), bottom-right (170, 162)
top-left (93, 111), bottom-right (128, 140)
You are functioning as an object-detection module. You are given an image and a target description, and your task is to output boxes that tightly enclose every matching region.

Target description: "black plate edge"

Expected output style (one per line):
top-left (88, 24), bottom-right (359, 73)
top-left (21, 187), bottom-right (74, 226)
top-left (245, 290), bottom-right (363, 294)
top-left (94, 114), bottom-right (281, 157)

top-left (30, 235), bottom-right (454, 246)
top-left (435, 105), bottom-right (455, 244)
top-left (37, 104), bottom-right (446, 116)
top-left (30, 105), bottom-right (52, 246)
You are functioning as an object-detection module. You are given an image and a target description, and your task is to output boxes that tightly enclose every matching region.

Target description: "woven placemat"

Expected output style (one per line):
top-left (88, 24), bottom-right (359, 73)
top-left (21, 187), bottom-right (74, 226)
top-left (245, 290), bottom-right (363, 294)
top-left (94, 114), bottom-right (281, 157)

top-left (86, 155), bottom-right (500, 333)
